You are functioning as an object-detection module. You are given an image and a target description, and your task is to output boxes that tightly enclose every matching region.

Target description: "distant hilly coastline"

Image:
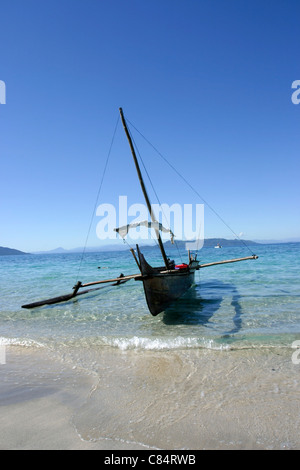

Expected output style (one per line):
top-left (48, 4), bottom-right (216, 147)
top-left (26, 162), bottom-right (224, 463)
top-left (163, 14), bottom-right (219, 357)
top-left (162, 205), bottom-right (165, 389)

top-left (31, 238), bottom-right (261, 255)
top-left (3, 238), bottom-right (300, 256)
top-left (164, 238), bottom-right (260, 249)
top-left (0, 246), bottom-right (28, 256)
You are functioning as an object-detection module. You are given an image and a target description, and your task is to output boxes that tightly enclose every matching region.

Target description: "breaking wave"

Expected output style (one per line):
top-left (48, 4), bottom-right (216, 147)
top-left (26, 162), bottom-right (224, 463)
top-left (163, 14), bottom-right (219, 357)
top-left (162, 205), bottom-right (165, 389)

top-left (99, 335), bottom-right (231, 351)
top-left (0, 336), bottom-right (45, 349)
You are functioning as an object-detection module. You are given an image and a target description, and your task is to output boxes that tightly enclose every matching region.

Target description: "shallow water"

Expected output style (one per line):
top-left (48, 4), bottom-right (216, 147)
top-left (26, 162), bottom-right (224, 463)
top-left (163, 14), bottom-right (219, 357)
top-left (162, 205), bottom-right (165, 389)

top-left (1, 243), bottom-right (300, 354)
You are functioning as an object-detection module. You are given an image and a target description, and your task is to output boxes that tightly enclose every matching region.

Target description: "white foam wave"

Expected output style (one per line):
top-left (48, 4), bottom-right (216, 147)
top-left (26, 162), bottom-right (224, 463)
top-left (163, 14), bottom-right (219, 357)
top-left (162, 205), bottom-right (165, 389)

top-left (0, 336), bottom-right (45, 349)
top-left (101, 335), bottom-right (231, 351)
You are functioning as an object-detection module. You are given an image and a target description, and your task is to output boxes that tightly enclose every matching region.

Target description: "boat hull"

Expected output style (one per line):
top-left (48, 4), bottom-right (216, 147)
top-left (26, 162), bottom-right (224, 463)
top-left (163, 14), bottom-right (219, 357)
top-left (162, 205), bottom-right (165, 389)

top-left (136, 246), bottom-right (198, 316)
top-left (142, 270), bottom-right (195, 316)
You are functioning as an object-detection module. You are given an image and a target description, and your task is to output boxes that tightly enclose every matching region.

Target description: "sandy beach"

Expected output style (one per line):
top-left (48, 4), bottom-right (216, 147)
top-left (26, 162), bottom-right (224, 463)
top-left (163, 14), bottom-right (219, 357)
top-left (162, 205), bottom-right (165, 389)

top-left (0, 344), bottom-right (299, 450)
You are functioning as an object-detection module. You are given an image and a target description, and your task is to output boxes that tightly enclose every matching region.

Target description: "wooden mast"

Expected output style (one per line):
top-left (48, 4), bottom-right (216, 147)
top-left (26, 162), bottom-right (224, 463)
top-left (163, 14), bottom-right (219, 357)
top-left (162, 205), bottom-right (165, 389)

top-left (119, 107), bottom-right (169, 269)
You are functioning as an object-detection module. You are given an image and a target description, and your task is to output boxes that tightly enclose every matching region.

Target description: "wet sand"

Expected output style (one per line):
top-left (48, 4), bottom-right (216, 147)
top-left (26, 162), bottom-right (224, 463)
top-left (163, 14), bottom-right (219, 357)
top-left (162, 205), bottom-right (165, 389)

top-left (0, 344), bottom-right (299, 450)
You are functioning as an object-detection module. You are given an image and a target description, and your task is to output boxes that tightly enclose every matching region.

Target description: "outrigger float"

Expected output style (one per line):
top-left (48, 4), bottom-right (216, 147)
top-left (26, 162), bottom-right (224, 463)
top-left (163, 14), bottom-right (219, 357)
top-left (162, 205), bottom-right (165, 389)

top-left (22, 108), bottom-right (258, 316)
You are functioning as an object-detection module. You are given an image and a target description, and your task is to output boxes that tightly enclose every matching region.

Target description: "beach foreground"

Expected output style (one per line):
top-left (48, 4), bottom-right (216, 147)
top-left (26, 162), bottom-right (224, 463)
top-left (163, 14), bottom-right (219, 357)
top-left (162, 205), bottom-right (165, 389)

top-left (0, 344), bottom-right (299, 450)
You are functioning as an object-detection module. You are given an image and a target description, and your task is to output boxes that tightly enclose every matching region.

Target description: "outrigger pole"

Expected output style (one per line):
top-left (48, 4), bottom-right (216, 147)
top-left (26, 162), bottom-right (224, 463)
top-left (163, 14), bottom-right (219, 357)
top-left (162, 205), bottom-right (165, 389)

top-left (21, 274), bottom-right (141, 309)
top-left (198, 254), bottom-right (258, 269)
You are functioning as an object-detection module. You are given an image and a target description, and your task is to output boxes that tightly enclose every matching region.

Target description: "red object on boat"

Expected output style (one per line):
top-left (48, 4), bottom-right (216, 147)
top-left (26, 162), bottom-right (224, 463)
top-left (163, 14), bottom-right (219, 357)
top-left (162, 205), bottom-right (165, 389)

top-left (175, 263), bottom-right (188, 270)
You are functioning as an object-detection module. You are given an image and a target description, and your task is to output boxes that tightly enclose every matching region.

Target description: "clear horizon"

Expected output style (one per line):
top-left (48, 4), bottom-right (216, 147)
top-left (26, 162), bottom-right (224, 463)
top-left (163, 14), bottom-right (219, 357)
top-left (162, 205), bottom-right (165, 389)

top-left (1, 1), bottom-right (299, 252)
top-left (2, 236), bottom-right (300, 256)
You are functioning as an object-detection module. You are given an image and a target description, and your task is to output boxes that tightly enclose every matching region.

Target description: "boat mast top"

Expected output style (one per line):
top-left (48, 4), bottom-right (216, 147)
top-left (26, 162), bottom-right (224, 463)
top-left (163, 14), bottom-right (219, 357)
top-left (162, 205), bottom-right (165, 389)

top-left (119, 107), bottom-right (169, 269)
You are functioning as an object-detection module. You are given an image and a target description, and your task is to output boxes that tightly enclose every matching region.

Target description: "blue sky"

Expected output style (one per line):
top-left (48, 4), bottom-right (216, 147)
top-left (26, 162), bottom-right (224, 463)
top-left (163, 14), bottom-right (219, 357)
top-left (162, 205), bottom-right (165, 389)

top-left (0, 0), bottom-right (299, 252)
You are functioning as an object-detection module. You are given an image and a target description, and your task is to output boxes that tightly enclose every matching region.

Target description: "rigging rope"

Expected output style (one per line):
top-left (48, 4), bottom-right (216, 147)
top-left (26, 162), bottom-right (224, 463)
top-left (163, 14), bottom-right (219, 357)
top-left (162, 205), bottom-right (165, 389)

top-left (76, 114), bottom-right (120, 281)
top-left (128, 127), bottom-right (183, 263)
top-left (126, 118), bottom-right (255, 257)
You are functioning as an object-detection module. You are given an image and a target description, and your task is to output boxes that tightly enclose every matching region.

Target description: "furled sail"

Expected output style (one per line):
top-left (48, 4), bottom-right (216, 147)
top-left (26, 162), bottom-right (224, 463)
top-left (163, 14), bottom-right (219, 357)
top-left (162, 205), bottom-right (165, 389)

top-left (114, 220), bottom-right (175, 244)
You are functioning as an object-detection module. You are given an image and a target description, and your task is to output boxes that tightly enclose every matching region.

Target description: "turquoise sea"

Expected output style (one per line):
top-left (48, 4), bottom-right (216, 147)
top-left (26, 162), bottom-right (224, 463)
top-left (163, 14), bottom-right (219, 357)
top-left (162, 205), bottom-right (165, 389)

top-left (1, 242), bottom-right (300, 354)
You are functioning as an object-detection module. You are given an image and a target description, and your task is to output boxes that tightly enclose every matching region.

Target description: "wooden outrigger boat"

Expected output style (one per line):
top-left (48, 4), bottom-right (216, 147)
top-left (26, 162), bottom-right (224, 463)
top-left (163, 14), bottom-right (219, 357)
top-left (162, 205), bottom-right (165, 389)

top-left (22, 108), bottom-right (258, 315)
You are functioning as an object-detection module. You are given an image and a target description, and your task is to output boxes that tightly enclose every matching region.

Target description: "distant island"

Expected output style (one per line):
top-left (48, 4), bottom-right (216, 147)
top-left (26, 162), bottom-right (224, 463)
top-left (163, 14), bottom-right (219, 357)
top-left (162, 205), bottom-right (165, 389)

top-left (163, 238), bottom-right (260, 250)
top-left (5, 238), bottom-right (299, 256)
top-left (31, 238), bottom-right (261, 254)
top-left (3, 238), bottom-right (299, 256)
top-left (0, 246), bottom-right (28, 256)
